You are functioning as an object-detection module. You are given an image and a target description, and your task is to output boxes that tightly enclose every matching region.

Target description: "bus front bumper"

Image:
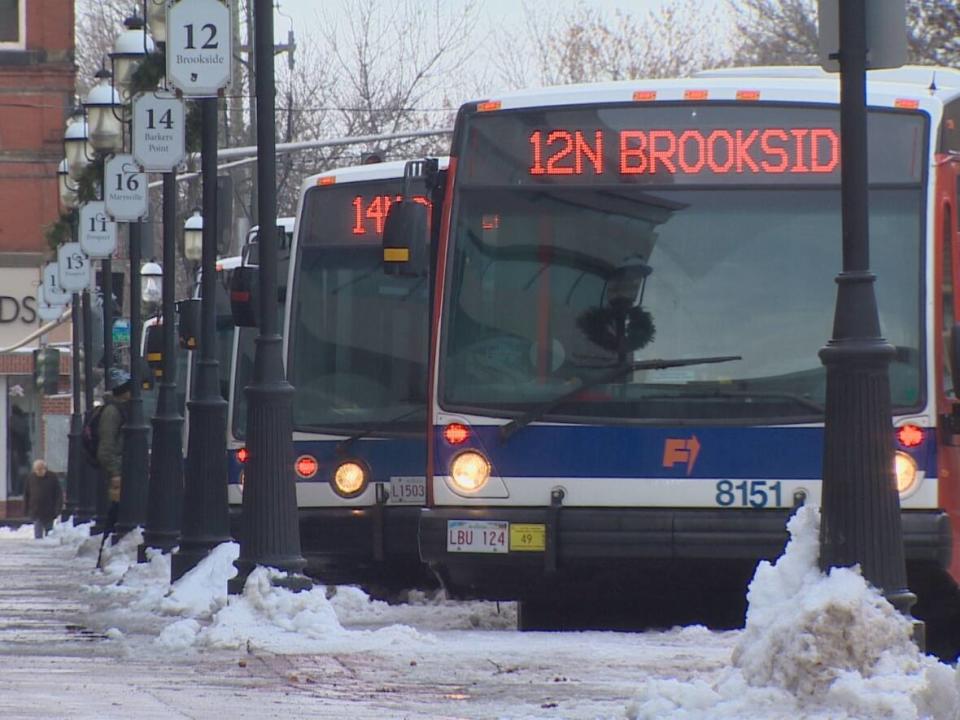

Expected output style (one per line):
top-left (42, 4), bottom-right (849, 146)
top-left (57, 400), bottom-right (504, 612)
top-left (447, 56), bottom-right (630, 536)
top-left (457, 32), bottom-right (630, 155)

top-left (419, 507), bottom-right (952, 600)
top-left (298, 506), bottom-right (434, 590)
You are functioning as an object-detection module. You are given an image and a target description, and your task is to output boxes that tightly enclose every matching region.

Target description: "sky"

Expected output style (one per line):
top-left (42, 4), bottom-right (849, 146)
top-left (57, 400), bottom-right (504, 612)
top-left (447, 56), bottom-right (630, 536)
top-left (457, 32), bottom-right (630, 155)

top-left (3, 505), bottom-right (957, 719)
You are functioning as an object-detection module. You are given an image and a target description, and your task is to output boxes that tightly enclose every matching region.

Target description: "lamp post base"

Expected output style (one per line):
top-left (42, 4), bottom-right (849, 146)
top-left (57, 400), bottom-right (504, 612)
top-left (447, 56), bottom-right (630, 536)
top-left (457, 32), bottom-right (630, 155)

top-left (229, 336), bottom-right (308, 594)
top-left (63, 413), bottom-right (83, 522)
top-left (171, 386), bottom-right (230, 583)
top-left (140, 397), bottom-right (184, 562)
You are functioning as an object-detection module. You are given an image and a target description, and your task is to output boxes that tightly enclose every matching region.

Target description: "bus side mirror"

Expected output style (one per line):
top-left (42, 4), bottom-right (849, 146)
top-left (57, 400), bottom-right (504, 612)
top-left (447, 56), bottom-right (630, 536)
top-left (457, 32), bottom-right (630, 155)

top-left (230, 265), bottom-right (260, 328)
top-left (951, 324), bottom-right (960, 401)
top-left (382, 199), bottom-right (429, 277)
top-left (145, 323), bottom-right (163, 379)
top-left (176, 299), bottom-right (201, 350)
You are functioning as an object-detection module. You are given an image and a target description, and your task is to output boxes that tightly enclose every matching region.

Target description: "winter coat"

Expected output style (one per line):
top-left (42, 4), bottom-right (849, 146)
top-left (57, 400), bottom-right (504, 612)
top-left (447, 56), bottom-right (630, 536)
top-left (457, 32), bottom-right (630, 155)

top-left (97, 394), bottom-right (129, 478)
top-left (23, 470), bottom-right (63, 524)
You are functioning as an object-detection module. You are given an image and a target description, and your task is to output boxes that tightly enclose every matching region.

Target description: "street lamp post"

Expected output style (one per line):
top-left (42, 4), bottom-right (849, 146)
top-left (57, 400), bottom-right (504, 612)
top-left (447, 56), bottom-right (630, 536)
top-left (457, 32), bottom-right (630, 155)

top-left (83, 68), bottom-right (125, 533)
top-left (57, 150), bottom-right (82, 522)
top-left (230, 0), bottom-right (308, 593)
top-left (110, 15), bottom-right (153, 538)
top-left (172, 97), bottom-right (231, 582)
top-left (77, 290), bottom-right (98, 523)
top-left (141, 208), bottom-right (185, 560)
top-left (818, 0), bottom-right (917, 623)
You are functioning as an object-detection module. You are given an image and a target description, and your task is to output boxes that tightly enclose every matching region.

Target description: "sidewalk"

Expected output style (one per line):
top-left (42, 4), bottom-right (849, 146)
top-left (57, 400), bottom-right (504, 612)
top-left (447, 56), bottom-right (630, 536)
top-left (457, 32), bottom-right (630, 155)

top-left (0, 524), bottom-right (364, 720)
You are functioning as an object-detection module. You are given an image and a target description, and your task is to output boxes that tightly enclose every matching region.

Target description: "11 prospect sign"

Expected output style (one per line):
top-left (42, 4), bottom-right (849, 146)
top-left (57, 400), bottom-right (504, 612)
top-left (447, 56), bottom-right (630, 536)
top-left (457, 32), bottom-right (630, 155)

top-left (79, 201), bottom-right (118, 259)
top-left (132, 92), bottom-right (186, 172)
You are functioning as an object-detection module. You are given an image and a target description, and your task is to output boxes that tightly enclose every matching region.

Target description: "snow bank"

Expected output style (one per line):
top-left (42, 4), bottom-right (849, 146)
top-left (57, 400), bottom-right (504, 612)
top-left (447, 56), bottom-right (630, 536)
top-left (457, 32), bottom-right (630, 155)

top-left (84, 537), bottom-right (430, 655)
top-left (628, 506), bottom-right (960, 720)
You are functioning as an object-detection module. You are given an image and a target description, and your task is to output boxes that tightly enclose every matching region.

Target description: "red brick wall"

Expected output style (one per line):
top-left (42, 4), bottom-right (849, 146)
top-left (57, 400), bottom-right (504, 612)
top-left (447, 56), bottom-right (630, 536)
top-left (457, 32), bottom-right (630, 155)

top-left (0, 0), bottom-right (76, 255)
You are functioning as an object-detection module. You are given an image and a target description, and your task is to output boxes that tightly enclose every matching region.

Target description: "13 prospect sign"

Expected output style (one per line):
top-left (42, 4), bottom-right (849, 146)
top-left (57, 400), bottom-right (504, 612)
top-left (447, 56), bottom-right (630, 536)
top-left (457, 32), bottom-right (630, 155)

top-left (166, 0), bottom-right (232, 97)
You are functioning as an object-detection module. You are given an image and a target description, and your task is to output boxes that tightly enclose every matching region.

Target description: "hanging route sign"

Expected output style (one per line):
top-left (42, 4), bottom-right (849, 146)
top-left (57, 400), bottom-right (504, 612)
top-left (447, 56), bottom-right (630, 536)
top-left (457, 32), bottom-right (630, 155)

top-left (79, 201), bottom-right (119, 258)
top-left (57, 242), bottom-right (91, 292)
top-left (166, 0), bottom-right (232, 97)
top-left (132, 92), bottom-right (186, 172)
top-left (104, 154), bottom-right (148, 221)
top-left (41, 262), bottom-right (70, 305)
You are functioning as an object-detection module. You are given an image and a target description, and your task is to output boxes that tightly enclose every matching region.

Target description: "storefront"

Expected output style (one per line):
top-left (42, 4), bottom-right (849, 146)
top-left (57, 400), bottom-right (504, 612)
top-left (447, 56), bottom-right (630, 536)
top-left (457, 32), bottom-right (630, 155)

top-left (0, 263), bottom-right (70, 518)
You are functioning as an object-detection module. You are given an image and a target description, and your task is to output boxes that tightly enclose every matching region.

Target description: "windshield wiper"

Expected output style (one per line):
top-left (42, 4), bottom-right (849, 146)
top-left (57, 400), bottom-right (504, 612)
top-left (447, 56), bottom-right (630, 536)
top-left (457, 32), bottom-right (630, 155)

top-left (335, 405), bottom-right (426, 455)
top-left (499, 355), bottom-right (741, 442)
top-left (649, 388), bottom-right (824, 413)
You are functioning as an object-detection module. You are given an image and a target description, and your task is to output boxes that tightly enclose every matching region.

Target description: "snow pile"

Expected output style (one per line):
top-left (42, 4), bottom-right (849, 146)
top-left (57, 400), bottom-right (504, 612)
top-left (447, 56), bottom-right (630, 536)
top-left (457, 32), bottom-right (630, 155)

top-left (0, 523), bottom-right (33, 539)
top-left (628, 506), bottom-right (960, 720)
top-left (43, 518), bottom-right (92, 546)
top-left (85, 538), bottom-right (429, 655)
top-left (329, 584), bottom-right (517, 631)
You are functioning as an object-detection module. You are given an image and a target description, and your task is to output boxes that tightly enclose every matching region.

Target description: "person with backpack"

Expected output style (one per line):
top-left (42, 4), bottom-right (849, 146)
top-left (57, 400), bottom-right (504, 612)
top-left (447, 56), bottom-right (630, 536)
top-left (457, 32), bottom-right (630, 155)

top-left (97, 367), bottom-right (132, 519)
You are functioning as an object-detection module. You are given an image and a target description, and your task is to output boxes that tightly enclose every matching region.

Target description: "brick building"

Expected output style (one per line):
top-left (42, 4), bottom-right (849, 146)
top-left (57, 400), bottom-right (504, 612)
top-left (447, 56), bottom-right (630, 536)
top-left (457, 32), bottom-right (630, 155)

top-left (0, 0), bottom-right (76, 516)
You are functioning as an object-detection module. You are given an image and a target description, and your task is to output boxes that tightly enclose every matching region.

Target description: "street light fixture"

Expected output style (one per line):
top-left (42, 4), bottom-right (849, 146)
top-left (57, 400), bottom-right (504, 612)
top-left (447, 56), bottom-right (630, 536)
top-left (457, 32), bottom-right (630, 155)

top-left (144, 0), bottom-right (167, 45)
top-left (183, 210), bottom-right (203, 262)
top-left (110, 15), bottom-right (154, 105)
top-left (84, 69), bottom-right (125, 154)
top-left (57, 159), bottom-right (79, 210)
top-left (63, 115), bottom-right (92, 182)
top-left (141, 261), bottom-right (163, 304)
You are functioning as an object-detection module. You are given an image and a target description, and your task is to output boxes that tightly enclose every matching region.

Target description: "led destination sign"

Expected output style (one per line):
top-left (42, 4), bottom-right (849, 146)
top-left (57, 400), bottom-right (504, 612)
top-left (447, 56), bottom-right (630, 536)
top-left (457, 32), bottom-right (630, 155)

top-left (461, 104), bottom-right (925, 186)
top-left (299, 179), bottom-right (431, 246)
top-left (529, 127), bottom-right (839, 178)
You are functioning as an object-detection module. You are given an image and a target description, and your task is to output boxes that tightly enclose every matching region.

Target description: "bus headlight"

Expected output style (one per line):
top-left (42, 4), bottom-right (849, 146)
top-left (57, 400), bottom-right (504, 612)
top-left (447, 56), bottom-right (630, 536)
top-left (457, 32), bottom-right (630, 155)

top-left (333, 461), bottom-right (367, 497)
top-left (894, 451), bottom-right (918, 496)
top-left (450, 451), bottom-right (491, 493)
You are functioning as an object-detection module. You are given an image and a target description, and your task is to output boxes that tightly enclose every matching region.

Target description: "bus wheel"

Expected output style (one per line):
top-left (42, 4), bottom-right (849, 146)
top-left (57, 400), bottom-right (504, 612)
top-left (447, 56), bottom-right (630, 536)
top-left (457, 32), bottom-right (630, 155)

top-left (517, 598), bottom-right (569, 631)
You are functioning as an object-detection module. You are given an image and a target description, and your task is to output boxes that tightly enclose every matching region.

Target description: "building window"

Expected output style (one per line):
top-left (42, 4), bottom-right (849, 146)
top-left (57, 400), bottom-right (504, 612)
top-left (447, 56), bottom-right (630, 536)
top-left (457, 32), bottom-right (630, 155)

top-left (0, 0), bottom-right (24, 49)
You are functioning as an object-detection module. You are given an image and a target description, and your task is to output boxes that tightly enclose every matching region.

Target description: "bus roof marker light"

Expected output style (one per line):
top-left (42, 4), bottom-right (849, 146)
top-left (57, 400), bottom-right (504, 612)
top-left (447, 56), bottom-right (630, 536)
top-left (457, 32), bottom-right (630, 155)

top-left (736, 90), bottom-right (761, 101)
top-left (897, 424), bottom-right (923, 448)
top-left (477, 100), bottom-right (501, 112)
top-left (318, 176), bottom-right (336, 186)
top-left (633, 91), bottom-right (657, 102)
top-left (894, 99), bottom-right (919, 109)
top-left (443, 423), bottom-right (471, 445)
top-left (684, 90), bottom-right (708, 101)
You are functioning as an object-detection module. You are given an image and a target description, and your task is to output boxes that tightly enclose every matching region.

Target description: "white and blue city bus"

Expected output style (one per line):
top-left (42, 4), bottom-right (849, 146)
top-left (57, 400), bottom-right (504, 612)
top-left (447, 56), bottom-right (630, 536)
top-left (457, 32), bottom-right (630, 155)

top-left (267, 159), bottom-right (446, 592)
top-left (406, 66), bottom-right (960, 648)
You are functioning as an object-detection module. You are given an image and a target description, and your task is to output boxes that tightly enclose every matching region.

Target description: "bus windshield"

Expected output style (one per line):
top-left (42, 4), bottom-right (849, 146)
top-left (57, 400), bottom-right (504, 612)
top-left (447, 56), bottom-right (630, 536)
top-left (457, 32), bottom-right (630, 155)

top-left (288, 180), bottom-right (430, 434)
top-left (440, 103), bottom-right (927, 423)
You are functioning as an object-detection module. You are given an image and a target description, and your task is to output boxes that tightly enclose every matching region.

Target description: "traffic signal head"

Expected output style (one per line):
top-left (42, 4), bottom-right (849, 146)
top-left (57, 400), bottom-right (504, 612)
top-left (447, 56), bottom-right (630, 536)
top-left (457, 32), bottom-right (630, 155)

top-left (33, 347), bottom-right (60, 395)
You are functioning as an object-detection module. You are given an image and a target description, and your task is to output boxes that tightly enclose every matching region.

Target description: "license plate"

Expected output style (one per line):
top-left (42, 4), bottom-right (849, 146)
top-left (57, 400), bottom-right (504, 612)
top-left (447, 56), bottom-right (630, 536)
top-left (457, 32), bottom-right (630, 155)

top-left (509, 523), bottom-right (545, 551)
top-left (388, 476), bottom-right (426, 505)
top-left (447, 520), bottom-right (508, 553)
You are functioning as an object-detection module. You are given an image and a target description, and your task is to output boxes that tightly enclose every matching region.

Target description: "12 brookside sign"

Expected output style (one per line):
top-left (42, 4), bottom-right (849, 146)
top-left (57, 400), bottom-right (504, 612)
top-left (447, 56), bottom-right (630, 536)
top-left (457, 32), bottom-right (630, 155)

top-left (166, 0), bottom-right (232, 97)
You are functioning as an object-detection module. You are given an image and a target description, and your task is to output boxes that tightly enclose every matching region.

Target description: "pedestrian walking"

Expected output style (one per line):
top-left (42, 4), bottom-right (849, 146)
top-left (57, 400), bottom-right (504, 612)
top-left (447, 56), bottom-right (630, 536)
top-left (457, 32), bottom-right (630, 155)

top-left (98, 367), bottom-right (132, 507)
top-left (23, 459), bottom-right (62, 539)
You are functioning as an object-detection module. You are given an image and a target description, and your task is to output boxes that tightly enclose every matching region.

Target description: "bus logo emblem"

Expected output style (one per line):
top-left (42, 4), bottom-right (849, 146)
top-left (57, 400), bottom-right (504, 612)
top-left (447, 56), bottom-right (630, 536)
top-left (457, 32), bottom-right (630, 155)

top-left (663, 436), bottom-right (700, 475)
